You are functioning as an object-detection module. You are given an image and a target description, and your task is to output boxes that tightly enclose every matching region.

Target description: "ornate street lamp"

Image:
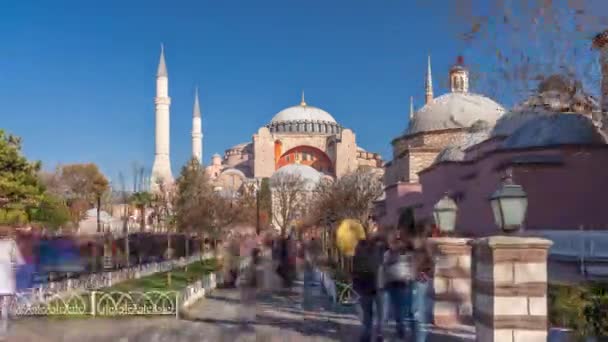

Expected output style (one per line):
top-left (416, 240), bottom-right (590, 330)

top-left (433, 193), bottom-right (458, 234)
top-left (489, 169), bottom-right (528, 233)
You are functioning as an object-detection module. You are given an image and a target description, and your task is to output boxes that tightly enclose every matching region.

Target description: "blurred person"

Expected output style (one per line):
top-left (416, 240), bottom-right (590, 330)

top-left (381, 231), bottom-right (414, 340)
top-left (0, 227), bottom-right (25, 339)
top-left (353, 234), bottom-right (386, 342)
top-left (236, 247), bottom-right (260, 327)
top-left (407, 222), bottom-right (434, 342)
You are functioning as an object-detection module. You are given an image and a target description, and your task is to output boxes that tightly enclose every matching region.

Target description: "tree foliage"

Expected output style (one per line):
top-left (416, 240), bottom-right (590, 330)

top-left (0, 130), bottom-right (45, 225)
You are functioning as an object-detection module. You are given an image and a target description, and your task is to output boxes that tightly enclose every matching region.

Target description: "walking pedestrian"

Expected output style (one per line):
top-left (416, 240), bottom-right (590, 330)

top-left (380, 231), bottom-right (414, 340)
top-left (353, 234), bottom-right (385, 342)
top-left (408, 222), bottom-right (434, 342)
top-left (0, 227), bottom-right (25, 340)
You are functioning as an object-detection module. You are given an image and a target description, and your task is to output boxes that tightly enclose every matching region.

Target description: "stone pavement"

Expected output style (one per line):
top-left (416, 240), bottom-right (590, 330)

top-left (5, 270), bottom-right (476, 341)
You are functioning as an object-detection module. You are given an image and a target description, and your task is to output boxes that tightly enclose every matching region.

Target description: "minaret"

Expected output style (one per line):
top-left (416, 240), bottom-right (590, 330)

top-left (425, 55), bottom-right (434, 104)
top-left (409, 96), bottom-right (414, 120)
top-left (192, 87), bottom-right (203, 164)
top-left (150, 44), bottom-right (174, 192)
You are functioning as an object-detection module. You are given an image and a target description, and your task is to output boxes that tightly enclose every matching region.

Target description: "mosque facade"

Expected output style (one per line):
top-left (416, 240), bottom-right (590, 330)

top-left (147, 46), bottom-right (383, 195)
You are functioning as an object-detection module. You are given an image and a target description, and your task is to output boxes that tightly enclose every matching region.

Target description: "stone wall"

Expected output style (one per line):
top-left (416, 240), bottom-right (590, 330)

top-left (409, 150), bottom-right (440, 182)
top-left (472, 236), bottom-right (552, 342)
top-left (335, 129), bottom-right (357, 177)
top-left (253, 127), bottom-right (275, 178)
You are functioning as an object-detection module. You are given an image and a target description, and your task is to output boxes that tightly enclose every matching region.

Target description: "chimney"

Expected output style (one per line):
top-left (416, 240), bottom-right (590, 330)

top-left (593, 30), bottom-right (608, 128)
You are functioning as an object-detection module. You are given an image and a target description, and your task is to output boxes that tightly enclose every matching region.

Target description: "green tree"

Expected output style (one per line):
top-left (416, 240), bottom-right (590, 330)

top-left (0, 130), bottom-right (45, 225)
top-left (29, 194), bottom-right (71, 229)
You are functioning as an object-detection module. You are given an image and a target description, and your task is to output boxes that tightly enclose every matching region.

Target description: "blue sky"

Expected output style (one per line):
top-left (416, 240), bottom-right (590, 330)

top-left (1, 0), bottom-right (602, 186)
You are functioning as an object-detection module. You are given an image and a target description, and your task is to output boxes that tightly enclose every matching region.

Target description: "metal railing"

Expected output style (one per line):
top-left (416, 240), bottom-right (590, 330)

top-left (9, 271), bottom-right (221, 318)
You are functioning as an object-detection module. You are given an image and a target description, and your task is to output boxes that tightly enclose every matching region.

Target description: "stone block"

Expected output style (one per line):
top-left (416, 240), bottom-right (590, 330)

top-left (494, 296), bottom-right (529, 316)
top-left (514, 262), bottom-right (547, 284)
top-left (435, 254), bottom-right (459, 270)
top-left (451, 278), bottom-right (471, 296)
top-left (434, 300), bottom-right (458, 317)
top-left (494, 262), bottom-right (514, 283)
top-left (458, 302), bottom-right (473, 316)
top-left (528, 295), bottom-right (547, 316)
top-left (458, 254), bottom-right (472, 269)
top-left (513, 329), bottom-right (547, 342)
top-left (433, 276), bottom-right (449, 294)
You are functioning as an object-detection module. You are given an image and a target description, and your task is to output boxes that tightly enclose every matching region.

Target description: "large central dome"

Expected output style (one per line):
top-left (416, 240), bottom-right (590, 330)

top-left (270, 100), bottom-right (337, 124)
top-left (267, 95), bottom-right (341, 134)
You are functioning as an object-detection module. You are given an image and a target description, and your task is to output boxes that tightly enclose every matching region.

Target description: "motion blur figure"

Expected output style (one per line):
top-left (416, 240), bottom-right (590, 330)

top-left (0, 227), bottom-right (24, 340)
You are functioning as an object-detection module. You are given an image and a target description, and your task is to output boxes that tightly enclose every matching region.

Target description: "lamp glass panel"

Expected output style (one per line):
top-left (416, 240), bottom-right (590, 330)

top-left (501, 196), bottom-right (528, 229)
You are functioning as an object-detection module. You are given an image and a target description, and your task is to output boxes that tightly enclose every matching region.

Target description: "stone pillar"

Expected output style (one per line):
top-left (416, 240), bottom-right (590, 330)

top-left (429, 237), bottom-right (472, 327)
top-left (472, 236), bottom-right (552, 342)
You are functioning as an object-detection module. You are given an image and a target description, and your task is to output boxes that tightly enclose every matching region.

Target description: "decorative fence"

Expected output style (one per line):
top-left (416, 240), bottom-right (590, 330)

top-left (310, 267), bottom-right (358, 305)
top-left (8, 272), bottom-right (221, 318)
top-left (18, 252), bottom-right (215, 304)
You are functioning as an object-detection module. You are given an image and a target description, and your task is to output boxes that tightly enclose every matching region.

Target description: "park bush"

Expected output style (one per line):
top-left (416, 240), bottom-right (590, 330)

top-left (549, 282), bottom-right (608, 339)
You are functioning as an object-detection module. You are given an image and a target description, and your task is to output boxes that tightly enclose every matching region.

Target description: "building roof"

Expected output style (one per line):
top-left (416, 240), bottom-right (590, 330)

top-left (492, 74), bottom-right (599, 137)
top-left (502, 114), bottom-right (607, 149)
top-left (408, 92), bottom-right (505, 135)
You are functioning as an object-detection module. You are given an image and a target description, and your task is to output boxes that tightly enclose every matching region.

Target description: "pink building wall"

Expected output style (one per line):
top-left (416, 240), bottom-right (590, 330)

top-left (378, 182), bottom-right (422, 228)
top-left (417, 145), bottom-right (608, 236)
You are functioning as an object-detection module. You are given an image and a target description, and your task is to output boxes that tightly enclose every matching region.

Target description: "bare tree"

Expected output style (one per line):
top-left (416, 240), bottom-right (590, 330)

top-left (270, 173), bottom-right (308, 237)
top-left (313, 169), bottom-right (384, 234)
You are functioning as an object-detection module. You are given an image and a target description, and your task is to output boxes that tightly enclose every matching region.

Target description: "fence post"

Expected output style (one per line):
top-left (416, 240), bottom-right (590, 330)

top-left (175, 292), bottom-right (180, 319)
top-left (90, 291), bottom-right (96, 316)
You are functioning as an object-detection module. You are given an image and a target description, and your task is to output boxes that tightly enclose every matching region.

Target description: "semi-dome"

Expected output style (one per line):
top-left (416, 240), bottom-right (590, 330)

top-left (502, 114), bottom-right (606, 149)
top-left (408, 92), bottom-right (505, 135)
top-left (270, 164), bottom-right (321, 189)
top-left (492, 74), bottom-right (599, 137)
top-left (267, 95), bottom-right (342, 134)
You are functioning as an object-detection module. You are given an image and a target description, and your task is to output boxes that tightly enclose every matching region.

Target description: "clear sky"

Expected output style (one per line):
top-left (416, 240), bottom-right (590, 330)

top-left (1, 0), bottom-right (602, 186)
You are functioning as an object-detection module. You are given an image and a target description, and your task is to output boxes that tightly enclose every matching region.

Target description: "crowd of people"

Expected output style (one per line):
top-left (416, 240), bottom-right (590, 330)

top-left (352, 222), bottom-right (434, 342)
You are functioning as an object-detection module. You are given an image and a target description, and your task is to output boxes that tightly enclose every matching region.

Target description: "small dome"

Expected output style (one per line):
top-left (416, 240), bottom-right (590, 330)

top-left (503, 114), bottom-right (606, 149)
top-left (408, 92), bottom-right (505, 134)
top-left (270, 164), bottom-right (321, 189)
top-left (492, 74), bottom-right (599, 137)
top-left (434, 127), bottom-right (491, 163)
top-left (270, 104), bottom-right (337, 124)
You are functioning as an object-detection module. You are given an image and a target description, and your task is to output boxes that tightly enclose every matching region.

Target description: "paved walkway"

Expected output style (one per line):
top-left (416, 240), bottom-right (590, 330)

top-left (6, 270), bottom-right (476, 341)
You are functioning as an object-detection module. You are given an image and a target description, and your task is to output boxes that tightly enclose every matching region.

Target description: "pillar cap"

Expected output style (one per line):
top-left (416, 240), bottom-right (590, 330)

top-left (428, 237), bottom-right (472, 246)
top-left (593, 30), bottom-right (608, 49)
top-left (472, 235), bottom-right (553, 249)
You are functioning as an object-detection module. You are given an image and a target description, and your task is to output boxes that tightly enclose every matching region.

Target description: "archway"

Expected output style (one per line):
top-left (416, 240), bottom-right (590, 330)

top-left (276, 146), bottom-right (334, 175)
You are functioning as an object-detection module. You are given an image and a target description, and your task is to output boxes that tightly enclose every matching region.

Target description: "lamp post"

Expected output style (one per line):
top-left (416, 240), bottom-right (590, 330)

top-left (433, 193), bottom-right (458, 235)
top-left (489, 169), bottom-right (528, 234)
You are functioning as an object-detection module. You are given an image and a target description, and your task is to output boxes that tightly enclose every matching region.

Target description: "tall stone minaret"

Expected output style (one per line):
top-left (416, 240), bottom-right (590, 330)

top-left (425, 55), bottom-right (434, 104)
top-left (192, 87), bottom-right (203, 164)
top-left (150, 44), bottom-right (174, 192)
